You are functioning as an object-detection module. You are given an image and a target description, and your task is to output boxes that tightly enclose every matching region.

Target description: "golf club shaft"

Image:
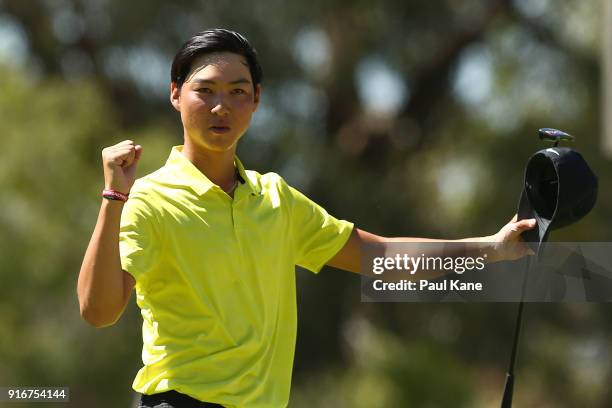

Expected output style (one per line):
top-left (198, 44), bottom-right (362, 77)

top-left (501, 256), bottom-right (533, 408)
top-left (501, 301), bottom-right (524, 408)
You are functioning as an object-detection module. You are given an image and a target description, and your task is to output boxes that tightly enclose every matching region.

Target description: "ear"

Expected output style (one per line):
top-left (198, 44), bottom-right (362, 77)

top-left (170, 82), bottom-right (181, 112)
top-left (252, 84), bottom-right (262, 112)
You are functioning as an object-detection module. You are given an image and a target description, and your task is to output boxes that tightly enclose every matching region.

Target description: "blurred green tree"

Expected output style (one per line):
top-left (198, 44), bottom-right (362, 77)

top-left (0, 0), bottom-right (610, 407)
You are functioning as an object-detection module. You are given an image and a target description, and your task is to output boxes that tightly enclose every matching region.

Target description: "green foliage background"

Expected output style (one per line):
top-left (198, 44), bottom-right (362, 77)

top-left (0, 1), bottom-right (611, 407)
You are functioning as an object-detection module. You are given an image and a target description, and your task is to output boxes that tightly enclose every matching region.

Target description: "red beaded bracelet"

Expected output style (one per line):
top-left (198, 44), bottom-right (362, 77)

top-left (102, 189), bottom-right (129, 202)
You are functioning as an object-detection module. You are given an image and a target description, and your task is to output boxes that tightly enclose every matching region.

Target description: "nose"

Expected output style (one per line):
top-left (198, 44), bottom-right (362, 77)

top-left (210, 95), bottom-right (230, 116)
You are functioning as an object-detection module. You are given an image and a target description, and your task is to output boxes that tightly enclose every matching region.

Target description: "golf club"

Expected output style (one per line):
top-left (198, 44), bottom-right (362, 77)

top-left (500, 128), bottom-right (574, 408)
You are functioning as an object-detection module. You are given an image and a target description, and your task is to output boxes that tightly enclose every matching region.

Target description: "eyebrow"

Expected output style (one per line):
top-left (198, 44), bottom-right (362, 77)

top-left (190, 78), bottom-right (252, 85)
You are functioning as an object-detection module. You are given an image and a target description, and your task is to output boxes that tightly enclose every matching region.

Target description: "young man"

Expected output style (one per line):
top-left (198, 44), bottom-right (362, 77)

top-left (77, 29), bottom-right (536, 408)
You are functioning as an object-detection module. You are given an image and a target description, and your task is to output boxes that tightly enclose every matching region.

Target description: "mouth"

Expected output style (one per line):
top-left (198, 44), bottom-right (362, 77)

top-left (209, 126), bottom-right (231, 134)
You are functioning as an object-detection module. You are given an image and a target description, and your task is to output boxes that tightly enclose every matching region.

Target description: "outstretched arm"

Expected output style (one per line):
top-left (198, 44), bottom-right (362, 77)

top-left (327, 216), bottom-right (536, 274)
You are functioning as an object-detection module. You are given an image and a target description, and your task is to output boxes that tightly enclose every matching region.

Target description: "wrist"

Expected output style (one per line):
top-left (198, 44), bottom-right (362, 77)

top-left (104, 183), bottom-right (130, 194)
top-left (102, 188), bottom-right (129, 202)
top-left (479, 238), bottom-right (501, 263)
top-left (101, 197), bottom-right (126, 209)
top-left (465, 237), bottom-right (496, 261)
top-left (474, 235), bottom-right (495, 243)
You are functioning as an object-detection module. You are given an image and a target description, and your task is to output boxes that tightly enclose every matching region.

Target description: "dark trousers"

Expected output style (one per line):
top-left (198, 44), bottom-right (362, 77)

top-left (138, 390), bottom-right (225, 408)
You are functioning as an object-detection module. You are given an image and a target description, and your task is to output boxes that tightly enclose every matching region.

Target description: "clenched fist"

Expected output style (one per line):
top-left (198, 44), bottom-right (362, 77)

top-left (102, 140), bottom-right (142, 194)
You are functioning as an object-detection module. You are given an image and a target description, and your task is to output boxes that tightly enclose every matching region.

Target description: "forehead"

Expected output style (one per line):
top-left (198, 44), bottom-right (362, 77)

top-left (186, 52), bottom-right (251, 83)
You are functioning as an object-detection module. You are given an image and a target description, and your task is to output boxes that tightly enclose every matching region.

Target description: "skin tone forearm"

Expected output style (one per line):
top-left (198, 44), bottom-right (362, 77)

top-left (327, 229), bottom-right (482, 278)
top-left (78, 200), bottom-right (134, 327)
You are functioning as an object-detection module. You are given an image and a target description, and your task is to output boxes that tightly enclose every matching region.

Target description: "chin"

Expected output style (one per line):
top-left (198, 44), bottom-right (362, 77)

top-left (201, 138), bottom-right (240, 153)
top-left (186, 129), bottom-right (244, 152)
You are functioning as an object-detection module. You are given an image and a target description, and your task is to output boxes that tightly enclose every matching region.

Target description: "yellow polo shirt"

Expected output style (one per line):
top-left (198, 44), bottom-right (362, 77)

top-left (119, 145), bottom-right (353, 407)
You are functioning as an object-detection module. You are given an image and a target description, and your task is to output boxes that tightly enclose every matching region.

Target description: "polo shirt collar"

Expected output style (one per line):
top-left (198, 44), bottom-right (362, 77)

top-left (234, 155), bottom-right (262, 196)
top-left (165, 145), bottom-right (261, 196)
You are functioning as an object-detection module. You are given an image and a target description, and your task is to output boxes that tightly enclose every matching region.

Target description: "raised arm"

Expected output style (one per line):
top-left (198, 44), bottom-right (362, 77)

top-left (77, 140), bottom-right (141, 328)
top-left (327, 216), bottom-right (536, 274)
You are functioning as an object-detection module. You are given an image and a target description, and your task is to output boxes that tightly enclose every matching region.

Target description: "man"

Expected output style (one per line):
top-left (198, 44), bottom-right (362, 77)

top-left (77, 29), bottom-right (536, 408)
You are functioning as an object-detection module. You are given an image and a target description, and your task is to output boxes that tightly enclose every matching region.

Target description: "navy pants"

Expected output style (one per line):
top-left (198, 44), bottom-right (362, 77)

top-left (138, 390), bottom-right (224, 408)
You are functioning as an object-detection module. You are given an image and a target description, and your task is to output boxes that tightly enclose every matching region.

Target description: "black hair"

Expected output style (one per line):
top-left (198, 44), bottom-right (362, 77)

top-left (171, 28), bottom-right (263, 89)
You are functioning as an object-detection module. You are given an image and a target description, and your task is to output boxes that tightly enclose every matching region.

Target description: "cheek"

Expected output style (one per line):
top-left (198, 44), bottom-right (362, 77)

top-left (181, 98), bottom-right (210, 123)
top-left (231, 98), bottom-right (257, 116)
top-left (184, 94), bottom-right (207, 110)
top-left (180, 104), bottom-right (206, 129)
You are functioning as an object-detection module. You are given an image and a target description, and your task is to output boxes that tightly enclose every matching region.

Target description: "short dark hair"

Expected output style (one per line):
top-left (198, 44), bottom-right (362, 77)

top-left (171, 28), bottom-right (263, 89)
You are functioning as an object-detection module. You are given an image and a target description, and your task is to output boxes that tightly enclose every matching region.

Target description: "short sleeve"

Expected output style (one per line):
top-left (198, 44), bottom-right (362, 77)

top-left (288, 185), bottom-right (354, 273)
top-left (119, 194), bottom-right (160, 281)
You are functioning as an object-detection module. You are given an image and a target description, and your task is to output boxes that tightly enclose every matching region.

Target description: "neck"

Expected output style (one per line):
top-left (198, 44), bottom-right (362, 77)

top-left (181, 139), bottom-right (237, 192)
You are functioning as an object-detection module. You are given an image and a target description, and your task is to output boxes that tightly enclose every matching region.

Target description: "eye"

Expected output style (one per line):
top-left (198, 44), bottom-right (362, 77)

top-left (231, 88), bottom-right (247, 95)
top-left (195, 88), bottom-right (213, 94)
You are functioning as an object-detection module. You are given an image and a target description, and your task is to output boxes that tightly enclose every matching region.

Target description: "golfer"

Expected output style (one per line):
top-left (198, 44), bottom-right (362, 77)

top-left (77, 29), bottom-right (536, 408)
